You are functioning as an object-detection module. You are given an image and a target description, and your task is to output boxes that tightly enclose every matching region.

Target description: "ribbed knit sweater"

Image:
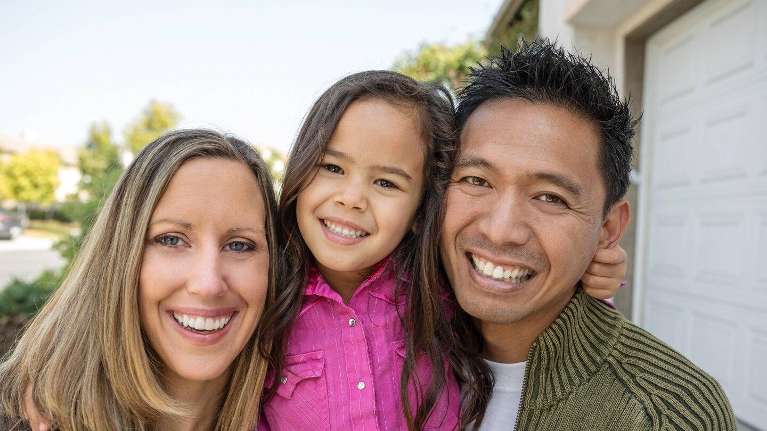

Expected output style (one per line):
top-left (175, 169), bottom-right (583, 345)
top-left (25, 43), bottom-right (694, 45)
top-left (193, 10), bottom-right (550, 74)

top-left (513, 290), bottom-right (736, 431)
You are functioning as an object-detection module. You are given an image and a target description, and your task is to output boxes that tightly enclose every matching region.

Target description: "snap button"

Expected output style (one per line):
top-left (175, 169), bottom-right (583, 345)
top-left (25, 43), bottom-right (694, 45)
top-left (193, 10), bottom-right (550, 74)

top-left (357, 381), bottom-right (365, 390)
top-left (348, 318), bottom-right (356, 327)
top-left (280, 376), bottom-right (288, 384)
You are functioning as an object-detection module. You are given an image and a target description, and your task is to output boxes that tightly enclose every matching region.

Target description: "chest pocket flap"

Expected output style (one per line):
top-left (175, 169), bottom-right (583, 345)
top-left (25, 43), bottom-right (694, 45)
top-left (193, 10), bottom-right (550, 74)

top-left (277, 350), bottom-right (326, 399)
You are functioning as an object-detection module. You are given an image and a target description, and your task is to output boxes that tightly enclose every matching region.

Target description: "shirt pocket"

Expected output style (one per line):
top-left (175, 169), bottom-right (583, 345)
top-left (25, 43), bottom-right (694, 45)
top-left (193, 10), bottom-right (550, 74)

top-left (391, 340), bottom-right (460, 430)
top-left (264, 350), bottom-right (330, 431)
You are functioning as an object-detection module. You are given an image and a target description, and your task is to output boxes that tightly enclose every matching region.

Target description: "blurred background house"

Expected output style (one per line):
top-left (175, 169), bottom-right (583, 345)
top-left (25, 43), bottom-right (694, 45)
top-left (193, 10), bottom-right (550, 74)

top-left (487, 0), bottom-right (766, 428)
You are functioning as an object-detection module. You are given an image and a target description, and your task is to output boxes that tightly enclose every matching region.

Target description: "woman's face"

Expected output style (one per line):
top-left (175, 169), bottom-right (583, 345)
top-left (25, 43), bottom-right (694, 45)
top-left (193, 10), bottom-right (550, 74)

top-left (139, 157), bottom-right (269, 384)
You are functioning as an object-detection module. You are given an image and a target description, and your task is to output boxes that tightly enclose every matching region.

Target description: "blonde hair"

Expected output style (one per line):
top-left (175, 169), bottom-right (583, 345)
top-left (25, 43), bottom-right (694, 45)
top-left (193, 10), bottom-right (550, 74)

top-left (0, 129), bottom-right (278, 430)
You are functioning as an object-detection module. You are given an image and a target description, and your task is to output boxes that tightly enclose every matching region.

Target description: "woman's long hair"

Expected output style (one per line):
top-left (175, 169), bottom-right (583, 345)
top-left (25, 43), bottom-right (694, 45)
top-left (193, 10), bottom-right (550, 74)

top-left (257, 70), bottom-right (457, 430)
top-left (0, 129), bottom-right (279, 431)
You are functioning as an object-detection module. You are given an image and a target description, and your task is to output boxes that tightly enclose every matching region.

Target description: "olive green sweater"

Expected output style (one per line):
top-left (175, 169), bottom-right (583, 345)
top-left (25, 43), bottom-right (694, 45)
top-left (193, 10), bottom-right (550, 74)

top-left (513, 290), bottom-right (736, 431)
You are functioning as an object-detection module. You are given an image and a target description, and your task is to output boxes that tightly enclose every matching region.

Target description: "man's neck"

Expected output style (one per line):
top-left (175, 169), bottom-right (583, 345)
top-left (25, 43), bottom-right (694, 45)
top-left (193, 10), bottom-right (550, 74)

top-left (480, 291), bottom-right (575, 363)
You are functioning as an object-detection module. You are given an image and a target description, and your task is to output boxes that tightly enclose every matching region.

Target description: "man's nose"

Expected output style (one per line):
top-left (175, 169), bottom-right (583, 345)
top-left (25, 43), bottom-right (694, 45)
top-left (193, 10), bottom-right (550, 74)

top-left (187, 246), bottom-right (226, 297)
top-left (334, 179), bottom-right (367, 211)
top-left (477, 192), bottom-right (532, 246)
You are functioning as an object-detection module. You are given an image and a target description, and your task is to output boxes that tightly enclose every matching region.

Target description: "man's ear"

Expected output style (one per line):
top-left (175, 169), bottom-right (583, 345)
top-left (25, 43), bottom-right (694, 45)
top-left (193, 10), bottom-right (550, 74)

top-left (599, 199), bottom-right (630, 248)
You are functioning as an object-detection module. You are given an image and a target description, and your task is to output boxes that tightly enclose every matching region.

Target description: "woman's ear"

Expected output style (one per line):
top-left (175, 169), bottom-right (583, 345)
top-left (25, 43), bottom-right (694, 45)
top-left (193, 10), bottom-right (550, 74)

top-left (599, 199), bottom-right (630, 249)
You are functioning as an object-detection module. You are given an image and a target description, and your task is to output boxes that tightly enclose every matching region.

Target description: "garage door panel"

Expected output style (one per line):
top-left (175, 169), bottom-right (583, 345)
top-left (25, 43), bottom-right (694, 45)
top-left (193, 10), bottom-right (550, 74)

top-left (652, 125), bottom-right (694, 188)
top-left (689, 312), bottom-right (736, 393)
top-left (694, 212), bottom-right (745, 289)
top-left (657, 34), bottom-right (697, 104)
top-left (757, 214), bottom-right (767, 293)
top-left (744, 330), bottom-right (767, 426)
top-left (701, 103), bottom-right (751, 182)
top-left (704, 0), bottom-right (756, 84)
top-left (645, 297), bottom-right (688, 352)
top-left (648, 213), bottom-right (690, 280)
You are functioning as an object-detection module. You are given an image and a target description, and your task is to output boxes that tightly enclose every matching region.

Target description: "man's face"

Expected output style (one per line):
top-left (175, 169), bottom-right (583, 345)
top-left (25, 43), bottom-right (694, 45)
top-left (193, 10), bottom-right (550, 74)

top-left (441, 98), bottom-right (610, 325)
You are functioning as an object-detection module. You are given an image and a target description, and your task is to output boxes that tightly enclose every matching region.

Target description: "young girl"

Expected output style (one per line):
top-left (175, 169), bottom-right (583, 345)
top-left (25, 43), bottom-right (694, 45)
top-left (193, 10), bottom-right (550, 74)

top-left (257, 71), bottom-right (626, 430)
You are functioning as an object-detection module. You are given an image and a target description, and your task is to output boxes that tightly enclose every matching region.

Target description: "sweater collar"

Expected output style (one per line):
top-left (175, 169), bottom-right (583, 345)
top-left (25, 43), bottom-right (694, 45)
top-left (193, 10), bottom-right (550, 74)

top-left (522, 289), bottom-right (624, 408)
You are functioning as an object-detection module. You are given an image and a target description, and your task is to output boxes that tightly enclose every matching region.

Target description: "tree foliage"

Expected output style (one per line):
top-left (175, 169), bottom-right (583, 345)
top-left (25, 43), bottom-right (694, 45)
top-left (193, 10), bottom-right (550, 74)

top-left (393, 40), bottom-right (487, 91)
top-left (124, 100), bottom-right (180, 153)
top-left (0, 149), bottom-right (60, 205)
top-left (487, 0), bottom-right (539, 56)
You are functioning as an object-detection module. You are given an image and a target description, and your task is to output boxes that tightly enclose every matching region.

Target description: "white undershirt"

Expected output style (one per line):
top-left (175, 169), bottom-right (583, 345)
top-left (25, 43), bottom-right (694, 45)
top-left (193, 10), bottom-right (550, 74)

top-left (476, 359), bottom-right (527, 431)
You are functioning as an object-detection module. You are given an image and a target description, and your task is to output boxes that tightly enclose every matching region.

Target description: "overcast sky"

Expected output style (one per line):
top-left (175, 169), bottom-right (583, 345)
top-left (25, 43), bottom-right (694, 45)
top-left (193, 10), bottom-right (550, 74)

top-left (0, 0), bottom-right (504, 153)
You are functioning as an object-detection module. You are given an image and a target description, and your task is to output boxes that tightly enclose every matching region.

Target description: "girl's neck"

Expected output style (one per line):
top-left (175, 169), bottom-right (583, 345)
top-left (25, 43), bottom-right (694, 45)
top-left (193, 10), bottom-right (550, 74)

top-left (157, 369), bottom-right (229, 431)
top-left (317, 263), bottom-right (373, 303)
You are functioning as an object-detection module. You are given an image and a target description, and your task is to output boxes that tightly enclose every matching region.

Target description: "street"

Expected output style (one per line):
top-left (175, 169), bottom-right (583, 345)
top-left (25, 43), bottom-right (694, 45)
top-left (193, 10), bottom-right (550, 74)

top-left (0, 236), bottom-right (64, 289)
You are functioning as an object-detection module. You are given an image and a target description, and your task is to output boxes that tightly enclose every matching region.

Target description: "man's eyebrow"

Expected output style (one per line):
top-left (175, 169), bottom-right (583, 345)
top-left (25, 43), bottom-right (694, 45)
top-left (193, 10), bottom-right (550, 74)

top-left (531, 172), bottom-right (583, 197)
top-left (453, 156), bottom-right (497, 174)
top-left (149, 218), bottom-right (192, 229)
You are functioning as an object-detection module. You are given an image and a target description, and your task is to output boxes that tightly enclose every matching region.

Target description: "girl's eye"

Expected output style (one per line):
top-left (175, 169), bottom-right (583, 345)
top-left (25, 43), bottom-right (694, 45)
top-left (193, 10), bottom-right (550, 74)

top-left (322, 163), bottom-right (343, 174)
top-left (535, 193), bottom-right (567, 206)
top-left (154, 234), bottom-right (185, 247)
top-left (460, 176), bottom-right (490, 187)
top-left (374, 178), bottom-right (398, 189)
top-left (225, 240), bottom-right (256, 253)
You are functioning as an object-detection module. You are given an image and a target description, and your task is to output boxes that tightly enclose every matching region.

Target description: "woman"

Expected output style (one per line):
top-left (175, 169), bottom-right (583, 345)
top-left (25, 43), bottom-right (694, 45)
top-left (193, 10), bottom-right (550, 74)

top-left (0, 129), bottom-right (278, 430)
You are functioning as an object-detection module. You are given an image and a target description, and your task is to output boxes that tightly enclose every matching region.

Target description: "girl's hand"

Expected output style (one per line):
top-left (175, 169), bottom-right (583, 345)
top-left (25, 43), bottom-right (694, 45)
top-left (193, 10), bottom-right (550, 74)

top-left (581, 244), bottom-right (627, 300)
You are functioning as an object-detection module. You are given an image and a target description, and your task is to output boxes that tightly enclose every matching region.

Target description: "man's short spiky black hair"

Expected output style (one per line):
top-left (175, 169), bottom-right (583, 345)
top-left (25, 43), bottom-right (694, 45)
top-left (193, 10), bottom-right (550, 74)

top-left (456, 38), bottom-right (636, 214)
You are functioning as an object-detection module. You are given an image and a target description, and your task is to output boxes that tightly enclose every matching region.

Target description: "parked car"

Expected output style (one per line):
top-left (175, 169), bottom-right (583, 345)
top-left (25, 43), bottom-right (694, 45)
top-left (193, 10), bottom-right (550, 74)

top-left (0, 209), bottom-right (24, 240)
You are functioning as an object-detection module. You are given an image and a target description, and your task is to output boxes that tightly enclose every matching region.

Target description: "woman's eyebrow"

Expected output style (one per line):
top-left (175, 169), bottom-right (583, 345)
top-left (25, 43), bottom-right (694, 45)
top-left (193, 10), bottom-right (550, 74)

top-left (149, 218), bottom-right (193, 229)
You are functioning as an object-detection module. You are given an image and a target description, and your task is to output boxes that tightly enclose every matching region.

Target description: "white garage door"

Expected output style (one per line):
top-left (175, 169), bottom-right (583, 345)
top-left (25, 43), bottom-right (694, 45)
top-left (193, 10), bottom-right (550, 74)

top-left (637, 0), bottom-right (767, 428)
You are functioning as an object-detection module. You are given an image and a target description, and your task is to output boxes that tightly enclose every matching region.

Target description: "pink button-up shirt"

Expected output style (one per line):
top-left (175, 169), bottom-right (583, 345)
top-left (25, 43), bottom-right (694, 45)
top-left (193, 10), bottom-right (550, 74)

top-left (261, 261), bottom-right (460, 430)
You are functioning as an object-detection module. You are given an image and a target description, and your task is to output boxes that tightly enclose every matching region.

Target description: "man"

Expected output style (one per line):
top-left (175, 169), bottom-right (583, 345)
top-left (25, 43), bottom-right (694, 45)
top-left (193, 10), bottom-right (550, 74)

top-left (441, 39), bottom-right (736, 430)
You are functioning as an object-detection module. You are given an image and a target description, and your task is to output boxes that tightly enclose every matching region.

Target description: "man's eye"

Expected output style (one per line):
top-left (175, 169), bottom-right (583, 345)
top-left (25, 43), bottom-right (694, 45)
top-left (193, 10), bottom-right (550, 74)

top-left (535, 193), bottom-right (566, 206)
top-left (374, 179), bottom-right (398, 189)
top-left (460, 176), bottom-right (490, 187)
top-left (322, 164), bottom-right (343, 174)
top-left (155, 234), bottom-right (184, 247)
top-left (226, 240), bottom-right (256, 253)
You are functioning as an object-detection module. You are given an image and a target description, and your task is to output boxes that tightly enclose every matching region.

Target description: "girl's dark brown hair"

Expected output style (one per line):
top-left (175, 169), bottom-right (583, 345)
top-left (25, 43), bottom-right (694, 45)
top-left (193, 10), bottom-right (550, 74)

top-left (257, 70), bottom-right (458, 430)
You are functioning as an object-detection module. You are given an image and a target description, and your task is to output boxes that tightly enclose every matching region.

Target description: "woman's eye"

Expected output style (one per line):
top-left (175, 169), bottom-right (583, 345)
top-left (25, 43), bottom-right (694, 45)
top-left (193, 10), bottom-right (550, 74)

top-left (322, 163), bottom-right (343, 174)
top-left (460, 176), bottom-right (490, 187)
top-left (226, 240), bottom-right (255, 253)
top-left (155, 234), bottom-right (184, 247)
top-left (374, 178), bottom-right (398, 189)
top-left (536, 193), bottom-right (566, 206)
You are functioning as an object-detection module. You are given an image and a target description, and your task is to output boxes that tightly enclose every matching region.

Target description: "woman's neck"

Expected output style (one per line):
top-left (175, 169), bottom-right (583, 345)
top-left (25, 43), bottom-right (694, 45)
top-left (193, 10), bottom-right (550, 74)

top-left (156, 370), bottom-right (229, 431)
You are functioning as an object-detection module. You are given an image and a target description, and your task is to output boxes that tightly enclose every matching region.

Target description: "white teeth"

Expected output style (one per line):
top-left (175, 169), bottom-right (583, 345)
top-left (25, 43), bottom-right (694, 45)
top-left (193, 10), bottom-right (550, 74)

top-left (470, 254), bottom-right (534, 283)
top-left (172, 312), bottom-right (232, 331)
top-left (323, 220), bottom-right (367, 239)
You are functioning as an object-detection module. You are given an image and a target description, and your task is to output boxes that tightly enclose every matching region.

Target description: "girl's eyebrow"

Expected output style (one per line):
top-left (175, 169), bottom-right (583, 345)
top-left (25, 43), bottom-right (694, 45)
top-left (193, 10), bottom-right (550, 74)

top-left (325, 148), bottom-right (413, 181)
top-left (371, 165), bottom-right (413, 181)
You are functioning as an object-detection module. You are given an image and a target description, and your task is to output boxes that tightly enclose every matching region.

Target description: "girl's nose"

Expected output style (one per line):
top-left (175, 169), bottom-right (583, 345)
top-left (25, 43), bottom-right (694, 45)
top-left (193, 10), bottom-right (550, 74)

top-left (335, 183), bottom-right (367, 211)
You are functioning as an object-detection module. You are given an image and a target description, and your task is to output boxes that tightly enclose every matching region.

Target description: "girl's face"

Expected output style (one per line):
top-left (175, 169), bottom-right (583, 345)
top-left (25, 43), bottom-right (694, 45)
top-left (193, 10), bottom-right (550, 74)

top-left (297, 97), bottom-right (425, 281)
top-left (139, 158), bottom-right (269, 385)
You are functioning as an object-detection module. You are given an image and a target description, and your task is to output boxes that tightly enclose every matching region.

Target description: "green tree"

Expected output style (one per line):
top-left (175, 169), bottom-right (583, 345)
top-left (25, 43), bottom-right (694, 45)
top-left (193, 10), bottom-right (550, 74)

top-left (487, 0), bottom-right (539, 56)
top-left (0, 149), bottom-right (60, 205)
top-left (78, 121), bottom-right (120, 185)
top-left (124, 100), bottom-right (180, 153)
top-left (393, 40), bottom-right (487, 91)
top-left (258, 146), bottom-right (286, 188)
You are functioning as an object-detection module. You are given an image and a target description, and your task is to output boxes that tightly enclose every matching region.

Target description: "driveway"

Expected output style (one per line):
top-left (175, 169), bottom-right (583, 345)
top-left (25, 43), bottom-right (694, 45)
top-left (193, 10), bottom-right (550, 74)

top-left (0, 236), bottom-right (64, 290)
